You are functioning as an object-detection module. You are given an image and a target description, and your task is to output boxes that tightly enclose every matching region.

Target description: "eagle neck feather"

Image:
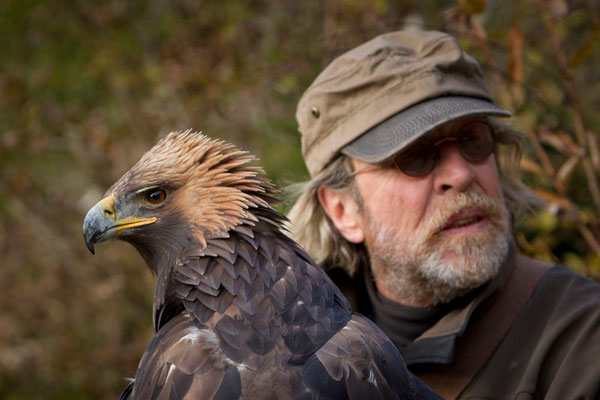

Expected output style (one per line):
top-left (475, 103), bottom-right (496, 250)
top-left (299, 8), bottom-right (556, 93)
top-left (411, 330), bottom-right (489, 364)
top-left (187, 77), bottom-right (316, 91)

top-left (153, 204), bottom-right (297, 331)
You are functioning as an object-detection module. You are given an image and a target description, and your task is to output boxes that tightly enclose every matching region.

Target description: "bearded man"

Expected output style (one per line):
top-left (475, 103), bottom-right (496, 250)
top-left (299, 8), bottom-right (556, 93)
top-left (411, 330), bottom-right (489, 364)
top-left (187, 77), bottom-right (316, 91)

top-left (288, 30), bottom-right (600, 399)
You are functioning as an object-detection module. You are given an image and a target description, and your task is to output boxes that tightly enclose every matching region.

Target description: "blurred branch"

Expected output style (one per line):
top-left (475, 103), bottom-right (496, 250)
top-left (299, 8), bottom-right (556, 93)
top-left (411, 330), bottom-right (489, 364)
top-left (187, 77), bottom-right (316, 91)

top-left (535, 0), bottom-right (600, 213)
top-left (322, 0), bottom-right (339, 63)
top-left (578, 224), bottom-right (600, 255)
top-left (528, 126), bottom-right (556, 178)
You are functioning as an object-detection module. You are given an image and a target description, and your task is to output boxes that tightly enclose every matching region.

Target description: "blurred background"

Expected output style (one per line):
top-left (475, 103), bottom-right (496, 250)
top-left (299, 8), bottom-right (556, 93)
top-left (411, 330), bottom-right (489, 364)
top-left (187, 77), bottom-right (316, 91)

top-left (1, 0), bottom-right (599, 398)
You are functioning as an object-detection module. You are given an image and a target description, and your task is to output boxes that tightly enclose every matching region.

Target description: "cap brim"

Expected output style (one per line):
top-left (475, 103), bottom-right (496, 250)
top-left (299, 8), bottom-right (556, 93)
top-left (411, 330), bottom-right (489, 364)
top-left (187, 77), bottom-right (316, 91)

top-left (341, 96), bottom-right (511, 163)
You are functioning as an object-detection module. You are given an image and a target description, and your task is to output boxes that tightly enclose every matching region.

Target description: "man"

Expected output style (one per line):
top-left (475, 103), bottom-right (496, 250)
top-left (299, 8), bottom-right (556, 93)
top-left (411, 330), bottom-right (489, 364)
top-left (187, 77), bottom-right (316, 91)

top-left (288, 30), bottom-right (600, 399)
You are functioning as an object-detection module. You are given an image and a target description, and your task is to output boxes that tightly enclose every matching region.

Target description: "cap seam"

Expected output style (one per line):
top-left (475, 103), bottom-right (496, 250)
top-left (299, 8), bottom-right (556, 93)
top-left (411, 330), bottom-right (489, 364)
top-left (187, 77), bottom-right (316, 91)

top-left (308, 51), bottom-right (388, 89)
top-left (305, 33), bottom-right (450, 92)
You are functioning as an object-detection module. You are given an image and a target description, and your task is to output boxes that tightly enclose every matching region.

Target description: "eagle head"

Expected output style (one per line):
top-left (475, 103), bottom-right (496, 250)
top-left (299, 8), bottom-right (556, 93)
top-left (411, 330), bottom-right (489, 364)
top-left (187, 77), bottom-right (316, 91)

top-left (83, 130), bottom-right (275, 273)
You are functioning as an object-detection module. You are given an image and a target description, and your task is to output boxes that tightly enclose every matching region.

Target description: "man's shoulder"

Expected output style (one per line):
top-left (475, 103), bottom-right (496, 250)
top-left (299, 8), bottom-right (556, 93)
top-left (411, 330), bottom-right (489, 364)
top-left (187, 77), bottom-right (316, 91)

top-left (522, 256), bottom-right (600, 301)
top-left (506, 256), bottom-right (600, 343)
top-left (462, 257), bottom-right (600, 398)
top-left (511, 255), bottom-right (600, 315)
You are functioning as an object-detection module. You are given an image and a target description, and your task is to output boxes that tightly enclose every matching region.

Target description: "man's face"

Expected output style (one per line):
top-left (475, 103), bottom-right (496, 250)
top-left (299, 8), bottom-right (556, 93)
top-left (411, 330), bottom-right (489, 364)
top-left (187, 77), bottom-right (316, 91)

top-left (349, 118), bottom-right (511, 306)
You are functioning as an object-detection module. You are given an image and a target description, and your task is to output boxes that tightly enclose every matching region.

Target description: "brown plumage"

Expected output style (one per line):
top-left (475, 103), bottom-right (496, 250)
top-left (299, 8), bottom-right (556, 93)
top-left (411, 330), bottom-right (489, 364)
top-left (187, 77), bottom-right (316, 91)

top-left (83, 130), bottom-right (439, 400)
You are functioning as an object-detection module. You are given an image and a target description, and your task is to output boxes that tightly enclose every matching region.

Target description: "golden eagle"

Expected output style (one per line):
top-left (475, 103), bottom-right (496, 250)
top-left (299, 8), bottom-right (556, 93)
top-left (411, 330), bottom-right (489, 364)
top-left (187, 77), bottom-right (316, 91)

top-left (83, 131), bottom-right (439, 399)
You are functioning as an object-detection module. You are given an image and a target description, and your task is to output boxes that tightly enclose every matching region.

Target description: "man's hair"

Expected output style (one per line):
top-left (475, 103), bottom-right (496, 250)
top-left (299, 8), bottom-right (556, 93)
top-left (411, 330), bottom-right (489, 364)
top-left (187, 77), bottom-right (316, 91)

top-left (286, 119), bottom-right (542, 277)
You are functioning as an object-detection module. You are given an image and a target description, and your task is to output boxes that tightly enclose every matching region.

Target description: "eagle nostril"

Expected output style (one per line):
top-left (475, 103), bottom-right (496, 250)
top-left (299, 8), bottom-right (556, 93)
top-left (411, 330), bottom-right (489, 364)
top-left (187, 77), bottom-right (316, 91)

top-left (97, 196), bottom-right (117, 220)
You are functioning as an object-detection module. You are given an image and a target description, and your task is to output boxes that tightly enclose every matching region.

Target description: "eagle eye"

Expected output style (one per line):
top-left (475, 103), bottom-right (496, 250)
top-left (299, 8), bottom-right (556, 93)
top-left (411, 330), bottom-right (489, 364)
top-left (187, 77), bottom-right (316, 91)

top-left (143, 188), bottom-right (167, 205)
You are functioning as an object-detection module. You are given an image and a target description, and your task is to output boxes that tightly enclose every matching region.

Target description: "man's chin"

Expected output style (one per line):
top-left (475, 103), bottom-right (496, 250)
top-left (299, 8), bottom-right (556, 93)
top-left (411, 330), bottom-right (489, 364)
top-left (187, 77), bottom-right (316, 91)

top-left (418, 231), bottom-right (510, 300)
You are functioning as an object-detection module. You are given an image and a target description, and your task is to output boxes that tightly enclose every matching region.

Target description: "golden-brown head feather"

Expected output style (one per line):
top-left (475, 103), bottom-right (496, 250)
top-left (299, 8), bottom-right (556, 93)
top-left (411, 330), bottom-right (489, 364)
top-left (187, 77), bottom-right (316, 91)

top-left (106, 130), bottom-right (278, 249)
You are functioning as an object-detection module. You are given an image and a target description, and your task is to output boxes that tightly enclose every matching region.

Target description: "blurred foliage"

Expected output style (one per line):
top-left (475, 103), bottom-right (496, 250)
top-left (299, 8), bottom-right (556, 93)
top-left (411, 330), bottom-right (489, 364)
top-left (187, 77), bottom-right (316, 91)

top-left (0, 0), bottom-right (599, 398)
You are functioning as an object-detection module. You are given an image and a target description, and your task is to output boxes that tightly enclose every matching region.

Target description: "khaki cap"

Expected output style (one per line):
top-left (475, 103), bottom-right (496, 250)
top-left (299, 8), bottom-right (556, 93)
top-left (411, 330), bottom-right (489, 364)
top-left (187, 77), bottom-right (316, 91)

top-left (296, 30), bottom-right (511, 176)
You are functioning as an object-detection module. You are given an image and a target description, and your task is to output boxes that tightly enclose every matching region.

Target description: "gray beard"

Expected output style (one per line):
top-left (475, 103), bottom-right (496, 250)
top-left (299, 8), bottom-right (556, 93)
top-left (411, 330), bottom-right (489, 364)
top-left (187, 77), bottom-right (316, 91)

top-left (365, 191), bottom-right (511, 307)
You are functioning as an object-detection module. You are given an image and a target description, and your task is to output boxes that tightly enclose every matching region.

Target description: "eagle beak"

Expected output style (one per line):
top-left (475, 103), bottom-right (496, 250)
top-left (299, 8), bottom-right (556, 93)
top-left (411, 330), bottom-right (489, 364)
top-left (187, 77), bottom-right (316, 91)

top-left (83, 195), bottom-right (157, 254)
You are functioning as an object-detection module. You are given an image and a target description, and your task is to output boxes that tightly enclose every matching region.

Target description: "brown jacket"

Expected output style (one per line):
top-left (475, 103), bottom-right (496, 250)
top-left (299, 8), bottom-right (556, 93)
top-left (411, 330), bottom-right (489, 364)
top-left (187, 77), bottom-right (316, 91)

top-left (329, 249), bottom-right (600, 399)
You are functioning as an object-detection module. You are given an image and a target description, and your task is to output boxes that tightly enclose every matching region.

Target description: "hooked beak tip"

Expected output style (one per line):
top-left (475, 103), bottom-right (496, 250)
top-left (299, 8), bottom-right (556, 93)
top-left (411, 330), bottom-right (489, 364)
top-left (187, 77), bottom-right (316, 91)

top-left (85, 236), bottom-right (96, 255)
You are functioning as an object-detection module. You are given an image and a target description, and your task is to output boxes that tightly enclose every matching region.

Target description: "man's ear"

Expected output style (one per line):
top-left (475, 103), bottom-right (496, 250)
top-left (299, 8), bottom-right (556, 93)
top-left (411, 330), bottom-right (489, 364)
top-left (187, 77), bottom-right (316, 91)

top-left (317, 185), bottom-right (365, 243)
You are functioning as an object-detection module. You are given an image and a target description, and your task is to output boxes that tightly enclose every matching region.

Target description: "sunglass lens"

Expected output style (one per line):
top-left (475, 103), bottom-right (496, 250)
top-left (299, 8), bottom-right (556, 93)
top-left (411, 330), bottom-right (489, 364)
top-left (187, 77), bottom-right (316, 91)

top-left (394, 141), bottom-right (437, 177)
top-left (458, 122), bottom-right (495, 163)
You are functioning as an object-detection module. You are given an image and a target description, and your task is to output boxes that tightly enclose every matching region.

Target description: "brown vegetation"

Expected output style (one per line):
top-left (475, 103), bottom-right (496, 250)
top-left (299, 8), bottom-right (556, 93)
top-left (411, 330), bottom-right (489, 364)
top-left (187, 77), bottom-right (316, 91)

top-left (0, 0), bottom-right (598, 398)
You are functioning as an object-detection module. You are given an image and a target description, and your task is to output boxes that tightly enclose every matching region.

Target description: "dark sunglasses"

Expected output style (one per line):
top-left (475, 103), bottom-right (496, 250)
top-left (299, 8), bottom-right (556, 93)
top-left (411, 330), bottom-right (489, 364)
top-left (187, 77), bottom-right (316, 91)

top-left (391, 121), bottom-right (496, 177)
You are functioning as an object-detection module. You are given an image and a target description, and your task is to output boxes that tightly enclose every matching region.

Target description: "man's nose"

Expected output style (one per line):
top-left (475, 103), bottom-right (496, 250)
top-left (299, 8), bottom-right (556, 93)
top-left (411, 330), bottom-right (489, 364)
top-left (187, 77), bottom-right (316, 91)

top-left (433, 144), bottom-right (476, 194)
